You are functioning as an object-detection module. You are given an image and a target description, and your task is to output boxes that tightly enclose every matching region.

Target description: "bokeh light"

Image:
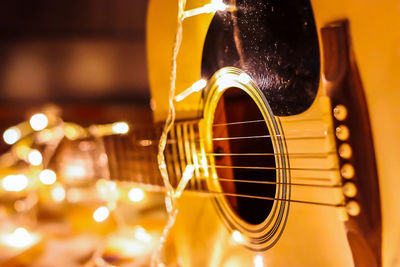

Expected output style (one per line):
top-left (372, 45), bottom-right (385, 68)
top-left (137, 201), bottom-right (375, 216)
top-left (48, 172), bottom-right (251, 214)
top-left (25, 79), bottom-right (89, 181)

top-left (2, 174), bottom-right (28, 192)
top-left (28, 149), bottom-right (43, 166)
top-left (29, 113), bottom-right (48, 131)
top-left (39, 169), bottom-right (57, 185)
top-left (3, 127), bottom-right (21, 145)
top-left (93, 206), bottom-right (110, 222)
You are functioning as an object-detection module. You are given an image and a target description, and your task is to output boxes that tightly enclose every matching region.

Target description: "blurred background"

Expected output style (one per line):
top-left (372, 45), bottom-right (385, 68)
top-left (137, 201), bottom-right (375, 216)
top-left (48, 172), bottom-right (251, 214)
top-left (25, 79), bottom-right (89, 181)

top-left (0, 1), bottom-right (171, 266)
top-left (0, 0), bottom-right (152, 152)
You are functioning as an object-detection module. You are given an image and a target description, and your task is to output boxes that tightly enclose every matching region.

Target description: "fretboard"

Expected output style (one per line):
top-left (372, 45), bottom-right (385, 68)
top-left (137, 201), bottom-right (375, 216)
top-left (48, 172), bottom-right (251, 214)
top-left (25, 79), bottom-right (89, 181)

top-left (102, 120), bottom-right (207, 191)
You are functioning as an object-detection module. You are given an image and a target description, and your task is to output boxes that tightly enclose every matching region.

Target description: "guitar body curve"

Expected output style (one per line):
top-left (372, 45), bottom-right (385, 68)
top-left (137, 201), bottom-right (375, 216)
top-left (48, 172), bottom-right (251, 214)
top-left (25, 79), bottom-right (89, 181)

top-left (147, 0), bottom-right (400, 266)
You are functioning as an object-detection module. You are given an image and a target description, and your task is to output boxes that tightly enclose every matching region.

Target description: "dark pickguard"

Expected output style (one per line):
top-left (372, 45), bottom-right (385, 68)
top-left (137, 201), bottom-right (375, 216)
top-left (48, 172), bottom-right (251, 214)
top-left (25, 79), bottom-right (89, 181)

top-left (201, 0), bottom-right (320, 116)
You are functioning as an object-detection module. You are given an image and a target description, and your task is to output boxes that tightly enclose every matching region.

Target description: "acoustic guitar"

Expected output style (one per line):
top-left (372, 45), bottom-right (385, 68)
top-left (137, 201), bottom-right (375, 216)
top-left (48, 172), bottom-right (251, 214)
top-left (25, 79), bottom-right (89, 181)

top-left (99, 0), bottom-right (400, 266)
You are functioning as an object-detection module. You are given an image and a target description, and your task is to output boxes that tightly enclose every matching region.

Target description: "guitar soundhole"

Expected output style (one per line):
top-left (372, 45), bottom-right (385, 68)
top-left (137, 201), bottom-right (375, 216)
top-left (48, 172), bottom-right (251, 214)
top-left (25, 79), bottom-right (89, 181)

top-left (213, 87), bottom-right (276, 225)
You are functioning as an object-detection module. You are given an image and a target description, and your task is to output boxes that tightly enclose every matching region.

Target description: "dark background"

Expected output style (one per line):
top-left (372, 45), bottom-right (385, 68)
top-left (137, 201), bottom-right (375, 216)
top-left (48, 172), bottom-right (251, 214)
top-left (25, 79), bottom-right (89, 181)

top-left (0, 0), bottom-right (152, 149)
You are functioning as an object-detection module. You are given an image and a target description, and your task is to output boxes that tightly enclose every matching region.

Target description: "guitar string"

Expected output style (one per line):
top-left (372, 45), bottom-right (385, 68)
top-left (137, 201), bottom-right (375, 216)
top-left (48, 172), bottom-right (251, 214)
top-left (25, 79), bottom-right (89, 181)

top-left (208, 134), bottom-right (326, 141)
top-left (132, 140), bottom-right (336, 159)
top-left (215, 177), bottom-right (340, 188)
top-left (207, 165), bottom-right (339, 172)
top-left (107, 138), bottom-right (343, 205)
top-left (190, 190), bottom-right (344, 207)
top-left (130, 133), bottom-right (328, 143)
top-left (107, 179), bottom-right (344, 207)
top-left (203, 152), bottom-right (335, 158)
top-left (212, 118), bottom-right (325, 127)
top-left (105, 172), bottom-right (344, 207)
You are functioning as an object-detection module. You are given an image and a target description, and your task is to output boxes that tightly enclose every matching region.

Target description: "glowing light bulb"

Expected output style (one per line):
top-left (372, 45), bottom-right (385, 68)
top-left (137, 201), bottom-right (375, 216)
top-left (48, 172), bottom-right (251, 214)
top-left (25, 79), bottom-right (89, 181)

top-left (232, 230), bottom-right (244, 244)
top-left (135, 227), bottom-right (152, 243)
top-left (128, 188), bottom-right (145, 203)
top-left (2, 174), bottom-right (28, 192)
top-left (28, 149), bottom-right (42, 166)
top-left (0, 228), bottom-right (38, 249)
top-left (39, 169), bottom-right (56, 185)
top-left (112, 122), bottom-right (129, 134)
top-left (254, 255), bottom-right (264, 267)
top-left (175, 79), bottom-right (207, 102)
top-left (211, 0), bottom-right (228, 11)
top-left (29, 113), bottom-right (48, 131)
top-left (51, 184), bottom-right (65, 202)
top-left (238, 72), bottom-right (252, 84)
top-left (182, 0), bottom-right (228, 19)
top-left (93, 206), bottom-right (110, 222)
top-left (3, 127), bottom-right (21, 145)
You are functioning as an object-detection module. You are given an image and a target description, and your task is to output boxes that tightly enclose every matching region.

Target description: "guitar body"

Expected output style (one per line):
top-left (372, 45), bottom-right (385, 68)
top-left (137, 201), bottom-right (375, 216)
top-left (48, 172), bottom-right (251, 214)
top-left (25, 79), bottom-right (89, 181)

top-left (147, 0), bottom-right (400, 266)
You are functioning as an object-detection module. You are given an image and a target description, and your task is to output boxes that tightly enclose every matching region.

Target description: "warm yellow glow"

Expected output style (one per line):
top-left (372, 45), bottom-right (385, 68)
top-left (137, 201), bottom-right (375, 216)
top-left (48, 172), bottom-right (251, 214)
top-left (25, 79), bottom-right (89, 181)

top-left (128, 188), bottom-right (145, 203)
top-left (175, 79), bottom-right (207, 102)
top-left (3, 127), bottom-right (21, 145)
top-left (2, 174), bottom-right (28, 192)
top-left (64, 163), bottom-right (87, 180)
top-left (37, 129), bottom-right (54, 143)
top-left (64, 124), bottom-right (81, 140)
top-left (15, 144), bottom-right (30, 160)
top-left (93, 206), bottom-right (110, 222)
top-left (39, 169), bottom-right (56, 185)
top-left (232, 230), bottom-right (244, 244)
top-left (0, 228), bottom-right (39, 249)
top-left (112, 122), bottom-right (129, 134)
top-left (107, 229), bottom-right (155, 258)
top-left (51, 184), bottom-right (66, 202)
top-left (254, 255), bottom-right (264, 267)
top-left (29, 113), bottom-right (48, 131)
top-left (134, 227), bottom-right (152, 243)
top-left (96, 179), bottom-right (119, 201)
top-left (28, 149), bottom-right (42, 166)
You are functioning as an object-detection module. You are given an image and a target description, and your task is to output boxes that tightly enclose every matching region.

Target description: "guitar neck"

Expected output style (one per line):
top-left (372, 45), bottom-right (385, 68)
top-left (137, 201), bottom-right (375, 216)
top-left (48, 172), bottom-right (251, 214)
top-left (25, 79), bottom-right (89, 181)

top-left (102, 119), bottom-right (206, 191)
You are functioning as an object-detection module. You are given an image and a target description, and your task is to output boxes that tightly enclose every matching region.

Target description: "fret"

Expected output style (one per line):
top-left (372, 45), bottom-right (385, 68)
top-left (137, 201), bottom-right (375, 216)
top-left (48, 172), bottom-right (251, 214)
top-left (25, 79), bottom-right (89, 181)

top-left (102, 120), bottom-right (204, 191)
top-left (175, 123), bottom-right (188, 189)
top-left (108, 136), bottom-right (120, 181)
top-left (145, 127), bottom-right (159, 186)
top-left (130, 133), bottom-right (140, 183)
top-left (198, 123), bottom-right (209, 190)
top-left (141, 128), bottom-right (152, 185)
top-left (122, 136), bottom-right (131, 181)
top-left (169, 126), bottom-right (182, 185)
top-left (119, 136), bottom-right (129, 181)
top-left (128, 135), bottom-right (139, 183)
top-left (182, 122), bottom-right (195, 190)
top-left (137, 129), bottom-right (148, 185)
top-left (165, 133), bottom-right (177, 188)
top-left (189, 122), bottom-right (201, 189)
top-left (151, 128), bottom-right (163, 187)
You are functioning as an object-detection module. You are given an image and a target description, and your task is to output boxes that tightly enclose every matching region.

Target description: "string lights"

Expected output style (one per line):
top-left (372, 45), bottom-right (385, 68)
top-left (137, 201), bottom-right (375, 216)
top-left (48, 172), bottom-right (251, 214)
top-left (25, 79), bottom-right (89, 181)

top-left (0, 106), bottom-right (145, 264)
top-left (3, 127), bottom-right (21, 145)
top-left (93, 206), bottom-right (110, 223)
